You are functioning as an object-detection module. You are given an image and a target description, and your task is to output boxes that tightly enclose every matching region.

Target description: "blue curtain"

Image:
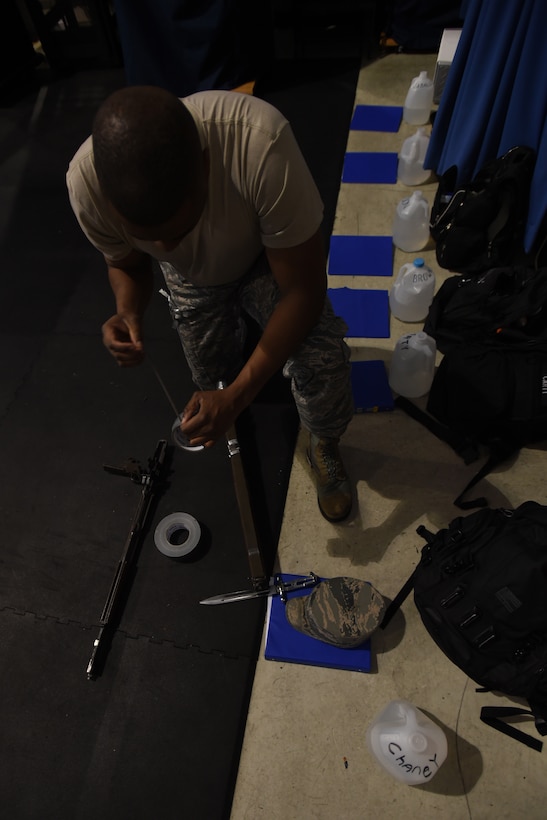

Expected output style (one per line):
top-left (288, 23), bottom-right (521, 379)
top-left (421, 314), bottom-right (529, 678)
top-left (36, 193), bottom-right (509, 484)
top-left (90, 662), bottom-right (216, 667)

top-left (113, 0), bottom-right (271, 97)
top-left (425, 0), bottom-right (547, 253)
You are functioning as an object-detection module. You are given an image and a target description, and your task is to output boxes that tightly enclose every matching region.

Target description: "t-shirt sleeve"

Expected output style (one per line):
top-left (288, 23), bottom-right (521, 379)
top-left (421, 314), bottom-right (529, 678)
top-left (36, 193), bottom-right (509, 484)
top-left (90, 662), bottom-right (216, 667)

top-left (66, 142), bottom-right (135, 262)
top-left (254, 121), bottom-right (324, 248)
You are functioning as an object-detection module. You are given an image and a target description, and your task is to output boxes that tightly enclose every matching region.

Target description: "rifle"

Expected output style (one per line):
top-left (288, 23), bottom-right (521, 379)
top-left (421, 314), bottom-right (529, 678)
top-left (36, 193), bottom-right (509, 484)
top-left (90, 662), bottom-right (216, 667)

top-left (86, 438), bottom-right (169, 679)
top-left (224, 421), bottom-right (267, 590)
top-left (217, 382), bottom-right (267, 591)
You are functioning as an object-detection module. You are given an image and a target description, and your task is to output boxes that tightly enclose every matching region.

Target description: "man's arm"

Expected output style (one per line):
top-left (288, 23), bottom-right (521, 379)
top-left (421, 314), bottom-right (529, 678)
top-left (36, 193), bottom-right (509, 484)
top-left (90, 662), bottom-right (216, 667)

top-left (234, 228), bottom-right (327, 403)
top-left (181, 229), bottom-right (327, 445)
top-left (102, 249), bottom-right (154, 366)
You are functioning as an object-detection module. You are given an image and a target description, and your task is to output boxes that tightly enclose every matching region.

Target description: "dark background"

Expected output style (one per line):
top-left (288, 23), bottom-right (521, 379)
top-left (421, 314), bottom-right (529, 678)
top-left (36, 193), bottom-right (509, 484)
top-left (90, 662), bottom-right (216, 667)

top-left (0, 2), bottom-right (382, 817)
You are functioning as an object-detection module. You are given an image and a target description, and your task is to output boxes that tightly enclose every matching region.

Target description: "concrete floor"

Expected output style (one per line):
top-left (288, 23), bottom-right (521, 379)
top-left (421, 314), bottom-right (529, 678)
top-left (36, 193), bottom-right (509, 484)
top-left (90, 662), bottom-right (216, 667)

top-left (231, 53), bottom-right (547, 819)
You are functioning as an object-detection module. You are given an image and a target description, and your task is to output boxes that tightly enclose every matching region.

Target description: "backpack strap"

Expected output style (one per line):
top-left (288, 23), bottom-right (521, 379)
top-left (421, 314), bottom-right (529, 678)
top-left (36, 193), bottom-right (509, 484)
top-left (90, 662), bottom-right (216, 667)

top-left (480, 706), bottom-right (543, 752)
top-left (395, 396), bottom-right (479, 464)
top-left (453, 451), bottom-right (500, 510)
top-left (395, 396), bottom-right (519, 510)
top-left (528, 699), bottom-right (547, 737)
top-left (379, 525), bottom-right (435, 629)
top-left (379, 569), bottom-right (416, 630)
top-left (453, 440), bottom-right (520, 510)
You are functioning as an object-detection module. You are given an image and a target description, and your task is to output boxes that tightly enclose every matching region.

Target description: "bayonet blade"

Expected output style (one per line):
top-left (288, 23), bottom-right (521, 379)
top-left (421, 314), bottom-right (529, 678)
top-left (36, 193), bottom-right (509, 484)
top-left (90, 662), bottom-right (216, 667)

top-left (199, 572), bottom-right (319, 605)
top-left (199, 586), bottom-right (274, 605)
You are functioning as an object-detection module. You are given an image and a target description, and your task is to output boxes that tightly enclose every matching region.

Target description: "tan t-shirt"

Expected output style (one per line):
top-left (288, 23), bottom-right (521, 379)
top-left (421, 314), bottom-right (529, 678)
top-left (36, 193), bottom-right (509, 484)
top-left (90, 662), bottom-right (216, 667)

top-left (66, 90), bottom-right (324, 286)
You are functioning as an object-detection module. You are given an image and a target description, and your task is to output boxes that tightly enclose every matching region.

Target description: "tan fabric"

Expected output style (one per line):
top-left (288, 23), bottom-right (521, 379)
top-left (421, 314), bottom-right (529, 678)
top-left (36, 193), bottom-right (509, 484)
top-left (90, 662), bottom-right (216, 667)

top-left (230, 80), bottom-right (256, 94)
top-left (66, 90), bottom-right (324, 286)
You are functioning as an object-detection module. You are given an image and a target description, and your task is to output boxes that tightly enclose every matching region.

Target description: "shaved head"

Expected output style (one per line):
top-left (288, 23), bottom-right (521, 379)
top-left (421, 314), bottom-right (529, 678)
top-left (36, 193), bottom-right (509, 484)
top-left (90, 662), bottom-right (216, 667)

top-left (92, 86), bottom-right (203, 226)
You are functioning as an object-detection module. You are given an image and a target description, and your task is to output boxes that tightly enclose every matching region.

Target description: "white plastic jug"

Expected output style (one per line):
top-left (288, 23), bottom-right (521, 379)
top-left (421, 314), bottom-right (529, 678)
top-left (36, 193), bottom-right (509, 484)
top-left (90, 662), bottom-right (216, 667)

top-left (392, 191), bottom-right (430, 252)
top-left (366, 700), bottom-right (447, 785)
top-left (403, 70), bottom-right (434, 125)
top-left (388, 332), bottom-right (436, 398)
top-left (389, 258), bottom-right (435, 322)
top-left (397, 127), bottom-right (431, 186)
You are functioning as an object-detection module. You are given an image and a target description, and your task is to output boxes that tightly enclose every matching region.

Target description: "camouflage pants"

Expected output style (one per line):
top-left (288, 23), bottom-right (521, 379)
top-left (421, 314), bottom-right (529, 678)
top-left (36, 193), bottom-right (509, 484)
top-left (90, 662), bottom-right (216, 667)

top-left (159, 254), bottom-right (354, 439)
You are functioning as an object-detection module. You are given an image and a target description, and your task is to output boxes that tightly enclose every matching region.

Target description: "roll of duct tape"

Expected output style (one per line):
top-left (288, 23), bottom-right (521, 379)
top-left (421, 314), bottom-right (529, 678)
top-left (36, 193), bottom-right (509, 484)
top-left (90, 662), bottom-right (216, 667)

top-left (154, 513), bottom-right (201, 558)
top-left (171, 415), bottom-right (204, 452)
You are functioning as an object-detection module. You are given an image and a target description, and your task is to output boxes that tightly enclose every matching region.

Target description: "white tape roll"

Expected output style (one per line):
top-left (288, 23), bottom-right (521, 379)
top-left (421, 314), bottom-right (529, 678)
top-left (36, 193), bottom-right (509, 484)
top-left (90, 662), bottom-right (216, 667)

top-left (154, 513), bottom-right (201, 557)
top-left (171, 416), bottom-right (204, 452)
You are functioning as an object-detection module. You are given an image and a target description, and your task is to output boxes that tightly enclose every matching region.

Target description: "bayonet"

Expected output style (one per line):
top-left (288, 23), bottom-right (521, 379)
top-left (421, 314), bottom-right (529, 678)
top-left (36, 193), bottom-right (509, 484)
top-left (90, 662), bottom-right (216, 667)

top-left (200, 572), bottom-right (319, 605)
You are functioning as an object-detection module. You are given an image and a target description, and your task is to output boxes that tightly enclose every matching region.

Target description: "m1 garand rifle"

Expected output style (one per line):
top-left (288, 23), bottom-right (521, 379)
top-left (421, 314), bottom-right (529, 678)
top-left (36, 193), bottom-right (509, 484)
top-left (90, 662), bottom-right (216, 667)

top-left (86, 438), bottom-right (170, 679)
top-left (198, 383), bottom-right (322, 606)
top-left (217, 381), bottom-right (269, 592)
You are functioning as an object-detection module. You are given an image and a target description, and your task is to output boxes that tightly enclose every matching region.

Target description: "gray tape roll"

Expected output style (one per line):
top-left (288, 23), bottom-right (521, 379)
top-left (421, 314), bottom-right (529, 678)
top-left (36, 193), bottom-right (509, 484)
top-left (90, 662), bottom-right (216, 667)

top-left (154, 513), bottom-right (201, 557)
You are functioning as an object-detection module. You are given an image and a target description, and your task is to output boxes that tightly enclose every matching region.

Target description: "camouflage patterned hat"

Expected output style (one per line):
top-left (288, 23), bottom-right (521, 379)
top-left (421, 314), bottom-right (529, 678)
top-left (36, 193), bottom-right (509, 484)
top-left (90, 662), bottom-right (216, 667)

top-left (285, 577), bottom-right (386, 648)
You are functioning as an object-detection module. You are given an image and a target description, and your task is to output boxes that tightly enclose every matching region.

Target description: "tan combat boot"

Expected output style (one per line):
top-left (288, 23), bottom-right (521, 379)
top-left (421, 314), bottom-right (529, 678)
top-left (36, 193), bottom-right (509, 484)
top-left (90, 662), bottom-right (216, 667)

top-left (307, 434), bottom-right (352, 522)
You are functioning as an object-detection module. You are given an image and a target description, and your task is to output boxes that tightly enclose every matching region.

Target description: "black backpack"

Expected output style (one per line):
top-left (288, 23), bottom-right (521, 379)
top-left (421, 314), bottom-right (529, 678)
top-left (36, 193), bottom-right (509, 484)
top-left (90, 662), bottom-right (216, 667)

top-left (424, 266), bottom-right (547, 354)
top-left (429, 146), bottom-right (536, 274)
top-left (397, 267), bottom-right (547, 509)
top-left (381, 501), bottom-right (547, 751)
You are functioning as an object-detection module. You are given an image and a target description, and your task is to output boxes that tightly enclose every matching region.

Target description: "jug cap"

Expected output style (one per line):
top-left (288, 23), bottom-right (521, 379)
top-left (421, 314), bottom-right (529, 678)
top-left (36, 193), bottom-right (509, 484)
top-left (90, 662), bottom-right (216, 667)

top-left (413, 258), bottom-right (424, 267)
top-left (413, 71), bottom-right (432, 86)
top-left (409, 732), bottom-right (428, 753)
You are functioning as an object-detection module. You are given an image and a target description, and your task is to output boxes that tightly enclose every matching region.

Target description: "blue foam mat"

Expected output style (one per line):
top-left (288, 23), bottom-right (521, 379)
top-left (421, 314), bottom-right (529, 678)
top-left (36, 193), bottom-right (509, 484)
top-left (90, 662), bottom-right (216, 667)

top-left (351, 360), bottom-right (394, 413)
top-left (265, 575), bottom-right (372, 673)
top-left (328, 287), bottom-right (390, 338)
top-left (328, 235), bottom-right (393, 276)
top-left (342, 152), bottom-right (398, 183)
top-left (350, 104), bottom-right (403, 132)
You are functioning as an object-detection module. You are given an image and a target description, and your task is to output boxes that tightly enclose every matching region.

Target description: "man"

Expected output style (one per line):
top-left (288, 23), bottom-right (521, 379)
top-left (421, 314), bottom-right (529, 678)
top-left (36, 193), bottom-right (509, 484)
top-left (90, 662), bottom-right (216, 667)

top-left (66, 86), bottom-right (354, 521)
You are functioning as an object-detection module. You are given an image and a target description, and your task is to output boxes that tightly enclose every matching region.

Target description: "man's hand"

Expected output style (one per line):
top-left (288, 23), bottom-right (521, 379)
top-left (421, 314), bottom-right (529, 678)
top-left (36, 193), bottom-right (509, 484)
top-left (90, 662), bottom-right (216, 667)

top-left (102, 313), bottom-right (145, 366)
top-left (102, 250), bottom-right (152, 367)
top-left (180, 387), bottom-right (241, 448)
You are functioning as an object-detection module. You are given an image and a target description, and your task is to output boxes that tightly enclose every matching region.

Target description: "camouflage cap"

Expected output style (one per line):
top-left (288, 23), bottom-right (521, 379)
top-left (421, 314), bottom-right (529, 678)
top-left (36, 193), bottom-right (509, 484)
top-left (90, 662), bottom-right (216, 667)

top-left (285, 577), bottom-right (386, 648)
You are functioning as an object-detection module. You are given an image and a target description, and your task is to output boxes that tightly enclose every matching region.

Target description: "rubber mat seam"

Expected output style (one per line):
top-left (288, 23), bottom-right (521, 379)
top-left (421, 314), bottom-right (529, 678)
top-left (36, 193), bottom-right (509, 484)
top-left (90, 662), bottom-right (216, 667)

top-left (1, 606), bottom-right (248, 659)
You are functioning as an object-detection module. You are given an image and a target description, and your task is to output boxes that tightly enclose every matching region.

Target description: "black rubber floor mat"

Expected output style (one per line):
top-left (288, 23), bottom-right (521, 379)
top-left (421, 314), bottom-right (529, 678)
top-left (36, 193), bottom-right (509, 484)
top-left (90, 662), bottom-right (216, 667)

top-left (0, 610), bottom-right (254, 819)
top-left (0, 302), bottom-right (297, 820)
top-left (0, 48), bottom-right (359, 818)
